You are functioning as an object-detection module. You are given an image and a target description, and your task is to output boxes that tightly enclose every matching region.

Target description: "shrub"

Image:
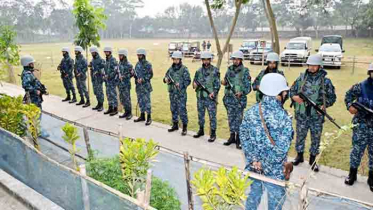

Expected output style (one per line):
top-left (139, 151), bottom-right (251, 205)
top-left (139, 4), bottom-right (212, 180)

top-left (0, 95), bottom-right (28, 137)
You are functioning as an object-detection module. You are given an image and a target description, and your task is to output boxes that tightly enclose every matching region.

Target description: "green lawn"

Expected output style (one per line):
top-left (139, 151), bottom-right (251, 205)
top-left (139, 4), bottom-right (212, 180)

top-left (12, 38), bottom-right (373, 174)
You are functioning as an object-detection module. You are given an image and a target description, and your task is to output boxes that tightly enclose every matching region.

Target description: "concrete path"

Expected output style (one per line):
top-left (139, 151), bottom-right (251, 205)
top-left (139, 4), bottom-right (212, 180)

top-left (1, 83), bottom-right (373, 209)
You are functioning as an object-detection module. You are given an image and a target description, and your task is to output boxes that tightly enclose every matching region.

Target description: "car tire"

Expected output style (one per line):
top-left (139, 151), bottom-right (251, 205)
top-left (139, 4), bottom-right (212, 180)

top-left (250, 61), bottom-right (254, 65)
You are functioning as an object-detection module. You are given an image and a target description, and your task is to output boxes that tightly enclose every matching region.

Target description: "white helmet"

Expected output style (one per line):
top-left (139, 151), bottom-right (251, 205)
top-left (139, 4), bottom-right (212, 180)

top-left (103, 46), bottom-right (113, 53)
top-left (74, 46), bottom-right (84, 53)
top-left (90, 46), bottom-right (99, 53)
top-left (61, 47), bottom-right (70, 54)
top-left (259, 73), bottom-right (289, 97)
top-left (118, 49), bottom-right (128, 57)
top-left (368, 63), bottom-right (373, 72)
top-left (21, 55), bottom-right (35, 67)
top-left (307, 54), bottom-right (323, 66)
top-left (266, 52), bottom-right (279, 62)
top-left (201, 51), bottom-right (213, 59)
top-left (136, 48), bottom-right (146, 56)
top-left (231, 51), bottom-right (244, 60)
top-left (172, 51), bottom-right (183, 59)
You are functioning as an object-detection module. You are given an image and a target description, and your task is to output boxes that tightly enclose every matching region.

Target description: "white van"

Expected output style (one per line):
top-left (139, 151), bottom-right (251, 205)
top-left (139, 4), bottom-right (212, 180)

top-left (281, 37), bottom-right (312, 65)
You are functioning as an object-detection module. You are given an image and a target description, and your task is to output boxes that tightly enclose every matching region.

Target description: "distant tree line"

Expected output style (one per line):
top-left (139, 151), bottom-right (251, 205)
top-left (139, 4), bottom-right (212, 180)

top-left (0, 0), bottom-right (372, 43)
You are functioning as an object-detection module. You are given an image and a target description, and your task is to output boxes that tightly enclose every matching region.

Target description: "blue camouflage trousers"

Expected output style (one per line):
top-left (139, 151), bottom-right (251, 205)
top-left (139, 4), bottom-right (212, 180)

top-left (119, 83), bottom-right (132, 113)
top-left (246, 179), bottom-right (286, 210)
top-left (295, 116), bottom-right (324, 156)
top-left (136, 87), bottom-right (151, 114)
top-left (223, 95), bottom-right (244, 133)
top-left (92, 77), bottom-right (104, 104)
top-left (350, 122), bottom-right (373, 170)
top-left (169, 92), bottom-right (188, 125)
top-left (105, 80), bottom-right (118, 107)
top-left (62, 77), bottom-right (75, 95)
top-left (76, 78), bottom-right (89, 100)
top-left (197, 97), bottom-right (217, 130)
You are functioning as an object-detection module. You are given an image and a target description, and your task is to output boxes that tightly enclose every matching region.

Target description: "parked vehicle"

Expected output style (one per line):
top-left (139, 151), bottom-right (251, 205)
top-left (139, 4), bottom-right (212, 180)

top-left (168, 41), bottom-right (183, 56)
top-left (317, 43), bottom-right (343, 69)
top-left (182, 41), bottom-right (200, 57)
top-left (249, 41), bottom-right (273, 65)
top-left (239, 39), bottom-right (259, 60)
top-left (320, 35), bottom-right (344, 51)
top-left (281, 37), bottom-right (312, 65)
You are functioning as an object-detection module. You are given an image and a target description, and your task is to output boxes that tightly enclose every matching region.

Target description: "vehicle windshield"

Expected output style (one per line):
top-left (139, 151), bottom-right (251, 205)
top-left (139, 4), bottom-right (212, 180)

top-left (258, 43), bottom-right (272, 50)
top-left (242, 41), bottom-right (256, 48)
top-left (319, 44), bottom-right (341, 52)
top-left (287, 42), bottom-right (306, 50)
top-left (169, 44), bottom-right (176, 49)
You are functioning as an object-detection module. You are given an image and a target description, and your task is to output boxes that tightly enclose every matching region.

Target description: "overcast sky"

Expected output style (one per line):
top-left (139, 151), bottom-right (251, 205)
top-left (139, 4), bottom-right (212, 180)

top-left (136, 0), bottom-right (204, 17)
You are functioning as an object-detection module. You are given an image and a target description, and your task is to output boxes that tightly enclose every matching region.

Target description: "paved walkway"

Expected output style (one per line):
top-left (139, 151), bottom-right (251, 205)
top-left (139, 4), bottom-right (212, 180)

top-left (1, 83), bottom-right (373, 208)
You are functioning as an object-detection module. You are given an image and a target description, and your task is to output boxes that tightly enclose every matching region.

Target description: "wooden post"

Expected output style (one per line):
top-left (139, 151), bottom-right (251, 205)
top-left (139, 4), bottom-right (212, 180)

top-left (184, 152), bottom-right (194, 210)
top-left (80, 164), bottom-right (91, 210)
top-left (144, 169), bottom-right (152, 209)
top-left (83, 127), bottom-right (93, 160)
top-left (118, 123), bottom-right (123, 150)
top-left (288, 60), bottom-right (291, 72)
top-left (298, 183), bottom-right (309, 210)
top-left (351, 56), bottom-right (356, 75)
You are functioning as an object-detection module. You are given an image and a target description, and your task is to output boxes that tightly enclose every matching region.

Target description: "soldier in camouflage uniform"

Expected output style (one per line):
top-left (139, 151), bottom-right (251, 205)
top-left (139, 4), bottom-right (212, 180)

top-left (344, 63), bottom-right (373, 192)
top-left (252, 52), bottom-right (285, 102)
top-left (290, 55), bottom-right (336, 172)
top-left (74, 46), bottom-right (90, 108)
top-left (163, 51), bottom-right (191, 136)
top-left (103, 47), bottom-right (119, 116)
top-left (58, 47), bottom-right (76, 103)
top-left (133, 48), bottom-right (153, 126)
top-left (193, 51), bottom-right (221, 142)
top-left (240, 73), bottom-right (293, 210)
top-left (222, 51), bottom-right (251, 149)
top-left (118, 49), bottom-right (133, 120)
top-left (89, 46), bottom-right (105, 112)
top-left (21, 55), bottom-right (50, 138)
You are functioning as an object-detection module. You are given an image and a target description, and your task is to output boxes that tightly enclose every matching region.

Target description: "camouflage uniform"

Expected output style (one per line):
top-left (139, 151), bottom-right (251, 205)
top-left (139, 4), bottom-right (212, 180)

top-left (134, 59), bottom-right (153, 114)
top-left (345, 78), bottom-right (373, 171)
top-left (59, 54), bottom-right (75, 97)
top-left (164, 63), bottom-right (191, 125)
top-left (223, 64), bottom-right (251, 133)
top-left (194, 64), bottom-right (220, 131)
top-left (104, 55), bottom-right (119, 108)
top-left (118, 59), bottom-right (133, 114)
top-left (290, 69), bottom-right (336, 156)
top-left (74, 54), bottom-right (89, 101)
top-left (90, 54), bottom-right (105, 104)
top-left (240, 96), bottom-right (293, 210)
top-left (21, 67), bottom-right (43, 108)
top-left (252, 68), bottom-right (285, 102)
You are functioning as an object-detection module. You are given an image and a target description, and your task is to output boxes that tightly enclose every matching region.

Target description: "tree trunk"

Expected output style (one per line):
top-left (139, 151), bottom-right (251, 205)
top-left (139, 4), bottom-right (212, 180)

top-left (264, 0), bottom-right (280, 54)
top-left (6, 62), bottom-right (16, 84)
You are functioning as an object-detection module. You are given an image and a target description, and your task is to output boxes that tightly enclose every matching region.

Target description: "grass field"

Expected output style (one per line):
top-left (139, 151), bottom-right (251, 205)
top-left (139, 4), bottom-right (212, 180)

top-left (12, 38), bottom-right (373, 174)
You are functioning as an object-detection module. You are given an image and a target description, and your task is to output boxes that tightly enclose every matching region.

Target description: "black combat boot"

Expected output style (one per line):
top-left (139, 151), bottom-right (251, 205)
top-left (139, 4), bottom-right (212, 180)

top-left (223, 133), bottom-right (236, 146)
top-left (293, 152), bottom-right (304, 166)
top-left (368, 171), bottom-right (373, 192)
top-left (134, 113), bottom-right (145, 122)
top-left (104, 106), bottom-right (112, 115)
top-left (69, 93), bottom-right (77, 103)
top-left (236, 133), bottom-right (242, 149)
top-left (110, 107), bottom-right (118, 116)
top-left (92, 103), bottom-right (100, 110)
top-left (193, 126), bottom-right (204, 138)
top-left (208, 130), bottom-right (216, 143)
top-left (83, 99), bottom-right (90, 108)
top-left (145, 113), bottom-right (152, 126)
top-left (126, 111), bottom-right (133, 120)
top-left (76, 98), bottom-right (85, 106)
top-left (309, 155), bottom-right (319, 172)
top-left (168, 122), bottom-right (179, 132)
top-left (119, 111), bottom-right (128, 119)
top-left (62, 94), bottom-right (71, 102)
top-left (181, 124), bottom-right (187, 136)
top-left (97, 102), bottom-right (104, 112)
top-left (344, 167), bottom-right (358, 186)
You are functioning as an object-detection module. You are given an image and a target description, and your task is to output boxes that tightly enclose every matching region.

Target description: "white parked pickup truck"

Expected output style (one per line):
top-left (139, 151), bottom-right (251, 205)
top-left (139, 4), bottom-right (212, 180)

top-left (317, 43), bottom-right (343, 69)
top-left (281, 37), bottom-right (312, 65)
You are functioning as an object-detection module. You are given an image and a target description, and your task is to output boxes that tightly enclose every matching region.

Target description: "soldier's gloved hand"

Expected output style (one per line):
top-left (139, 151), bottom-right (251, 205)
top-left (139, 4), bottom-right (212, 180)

top-left (209, 93), bottom-right (215, 99)
top-left (193, 82), bottom-right (197, 89)
top-left (349, 106), bottom-right (358, 115)
top-left (235, 92), bottom-right (242, 98)
top-left (77, 73), bottom-right (81, 77)
top-left (131, 70), bottom-right (135, 76)
top-left (292, 95), bottom-right (303, 104)
top-left (175, 83), bottom-right (180, 89)
top-left (164, 77), bottom-right (169, 84)
top-left (221, 80), bottom-right (227, 86)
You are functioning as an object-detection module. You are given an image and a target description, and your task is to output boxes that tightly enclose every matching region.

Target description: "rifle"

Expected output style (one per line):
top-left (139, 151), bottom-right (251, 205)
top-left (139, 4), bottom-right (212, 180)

top-left (166, 72), bottom-right (180, 91)
top-left (225, 75), bottom-right (243, 106)
top-left (298, 92), bottom-right (341, 129)
top-left (352, 102), bottom-right (373, 116)
top-left (194, 79), bottom-right (218, 104)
